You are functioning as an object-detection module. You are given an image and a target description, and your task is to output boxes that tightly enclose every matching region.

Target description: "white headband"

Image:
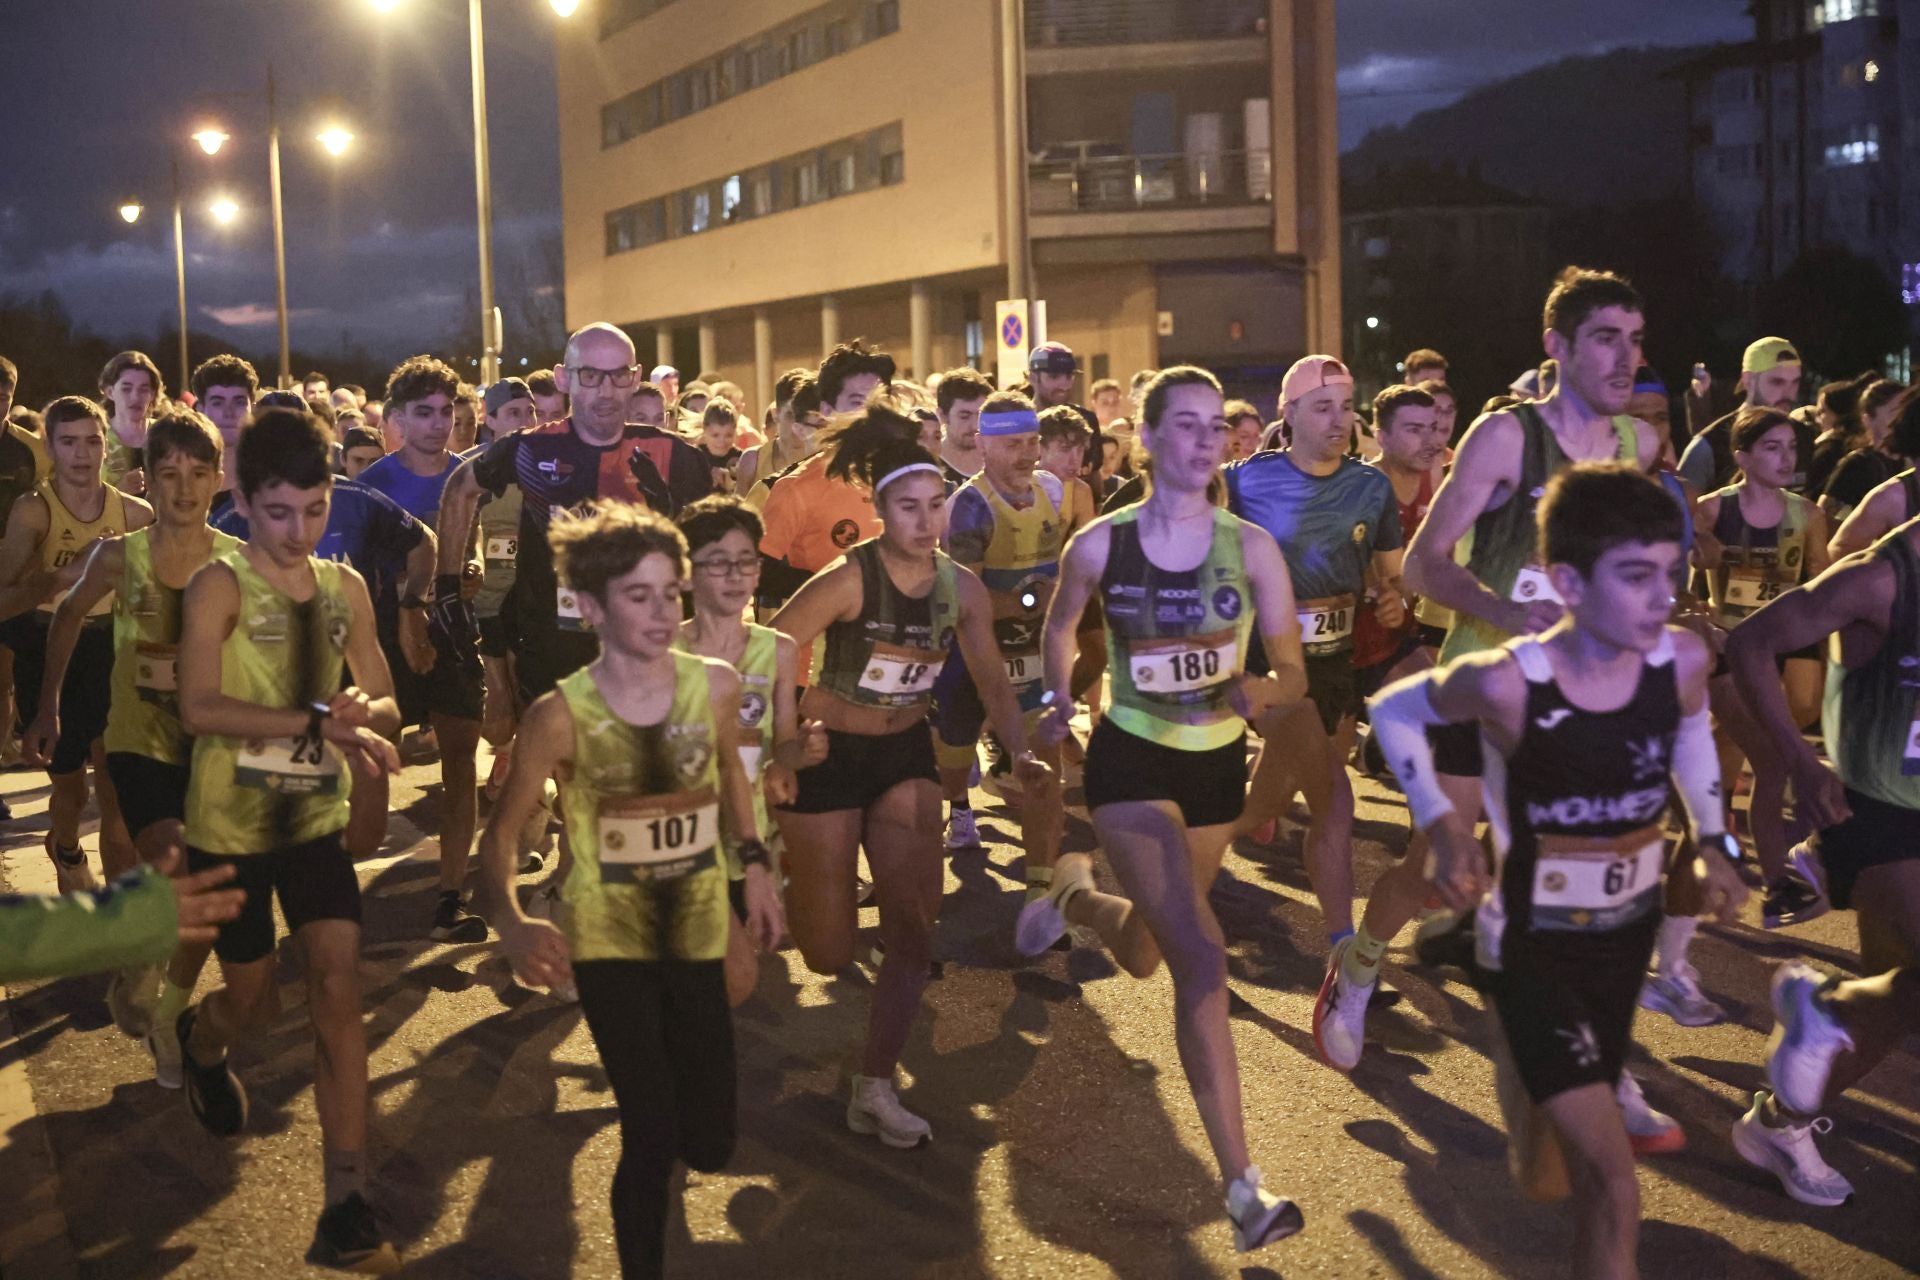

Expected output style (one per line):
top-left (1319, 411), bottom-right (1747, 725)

top-left (876, 461), bottom-right (941, 493)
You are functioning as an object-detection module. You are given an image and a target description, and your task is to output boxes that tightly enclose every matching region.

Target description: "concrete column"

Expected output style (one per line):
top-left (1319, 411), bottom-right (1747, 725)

top-left (697, 315), bottom-right (718, 376)
top-left (654, 325), bottom-right (674, 372)
top-left (909, 281), bottom-right (933, 381)
top-left (753, 307), bottom-right (774, 417)
top-left (821, 293), bottom-right (841, 355)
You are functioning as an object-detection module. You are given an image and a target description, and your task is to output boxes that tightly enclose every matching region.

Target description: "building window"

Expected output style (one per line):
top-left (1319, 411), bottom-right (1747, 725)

top-left (722, 175), bottom-right (744, 223)
top-left (871, 0), bottom-right (900, 37)
top-left (1865, 59), bottom-right (1880, 82)
top-left (1902, 262), bottom-right (1920, 305)
top-left (1825, 123), bottom-right (1881, 166)
top-left (826, 18), bottom-right (853, 54)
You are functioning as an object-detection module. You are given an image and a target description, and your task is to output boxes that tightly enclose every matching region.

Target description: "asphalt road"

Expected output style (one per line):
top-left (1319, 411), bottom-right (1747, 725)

top-left (1, 740), bottom-right (1915, 1279)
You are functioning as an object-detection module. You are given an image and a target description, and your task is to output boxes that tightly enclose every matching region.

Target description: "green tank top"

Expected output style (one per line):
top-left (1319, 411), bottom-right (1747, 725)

top-left (105, 527), bottom-right (240, 764)
top-left (185, 552), bottom-right (355, 854)
top-left (1101, 505), bottom-right (1252, 752)
top-left (1440, 403), bottom-right (1638, 663)
top-left (674, 622), bottom-right (780, 857)
top-left (1706, 484), bottom-right (1811, 627)
top-left (474, 483), bottom-right (523, 619)
top-left (1823, 530), bottom-right (1920, 810)
top-left (556, 652), bottom-right (732, 962)
top-left (813, 540), bottom-right (960, 709)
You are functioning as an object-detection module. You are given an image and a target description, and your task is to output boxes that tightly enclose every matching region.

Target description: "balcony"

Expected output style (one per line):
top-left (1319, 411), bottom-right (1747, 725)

top-left (1025, 0), bottom-right (1268, 74)
top-left (1029, 147), bottom-right (1274, 248)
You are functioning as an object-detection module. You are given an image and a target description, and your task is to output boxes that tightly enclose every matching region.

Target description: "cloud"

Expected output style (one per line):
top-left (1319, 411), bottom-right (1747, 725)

top-left (202, 303), bottom-right (325, 328)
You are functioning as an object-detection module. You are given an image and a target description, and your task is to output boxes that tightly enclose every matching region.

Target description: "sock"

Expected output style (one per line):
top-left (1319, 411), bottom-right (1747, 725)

top-left (1025, 865), bottom-right (1051, 905)
top-left (323, 1147), bottom-right (367, 1207)
top-left (950, 800), bottom-right (971, 816)
top-left (1327, 926), bottom-right (1355, 949)
top-left (154, 977), bottom-right (193, 1030)
top-left (1657, 914), bottom-right (1697, 975)
top-left (54, 843), bottom-right (83, 864)
top-left (1342, 924), bottom-right (1387, 986)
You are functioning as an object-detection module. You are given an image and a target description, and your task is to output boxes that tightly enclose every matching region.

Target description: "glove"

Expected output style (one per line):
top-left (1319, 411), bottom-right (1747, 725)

top-left (429, 573), bottom-right (482, 678)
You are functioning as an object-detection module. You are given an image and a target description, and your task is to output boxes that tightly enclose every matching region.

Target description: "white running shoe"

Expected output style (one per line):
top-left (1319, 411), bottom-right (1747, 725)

top-left (1767, 961), bottom-right (1854, 1116)
top-left (1638, 962), bottom-right (1727, 1028)
top-left (520, 882), bottom-right (578, 1002)
top-left (148, 1019), bottom-right (184, 1091)
top-left (52, 842), bottom-right (97, 894)
top-left (1787, 841), bottom-right (1828, 902)
top-left (1312, 936), bottom-right (1376, 1073)
top-left (944, 809), bottom-right (981, 851)
top-left (1732, 1091), bottom-right (1854, 1206)
top-left (1013, 858), bottom-right (1092, 957)
top-left (1616, 1071), bottom-right (1685, 1155)
top-left (1225, 1165), bottom-right (1304, 1252)
top-left (847, 1074), bottom-right (931, 1148)
top-left (106, 964), bottom-right (162, 1039)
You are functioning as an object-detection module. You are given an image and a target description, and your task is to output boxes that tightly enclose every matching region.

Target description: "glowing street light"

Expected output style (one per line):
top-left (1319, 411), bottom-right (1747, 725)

top-left (315, 124), bottom-right (355, 158)
top-left (119, 200), bottom-right (144, 224)
top-left (549, 0), bottom-right (580, 15)
top-left (192, 127), bottom-right (230, 156)
top-left (209, 194), bottom-right (240, 225)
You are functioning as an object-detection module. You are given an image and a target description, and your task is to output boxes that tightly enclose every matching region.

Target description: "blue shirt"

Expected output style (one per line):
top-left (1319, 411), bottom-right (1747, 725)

top-left (356, 452), bottom-right (460, 530)
top-left (1223, 451), bottom-right (1402, 602)
top-left (211, 479), bottom-right (428, 624)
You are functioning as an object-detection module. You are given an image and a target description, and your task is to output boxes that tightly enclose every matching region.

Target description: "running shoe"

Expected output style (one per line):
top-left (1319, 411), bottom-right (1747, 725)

top-left (1616, 1071), bottom-right (1685, 1155)
top-left (865, 939), bottom-right (943, 980)
top-left (847, 1073), bottom-right (931, 1148)
top-left (1731, 1091), bottom-right (1853, 1207)
top-left (1225, 1165), bottom-right (1305, 1252)
top-left (148, 1018), bottom-right (184, 1091)
top-left (944, 808), bottom-right (981, 851)
top-left (306, 1192), bottom-right (403, 1274)
top-left (517, 849), bottom-right (548, 876)
top-left (855, 876), bottom-right (876, 907)
top-left (1412, 909), bottom-right (1475, 970)
top-left (1766, 961), bottom-right (1853, 1116)
top-left (1787, 841), bottom-right (1828, 902)
top-left (1312, 935), bottom-right (1376, 1073)
top-left (50, 838), bottom-right (96, 894)
top-left (106, 963), bottom-right (162, 1039)
top-left (1638, 961), bottom-right (1727, 1028)
top-left (1014, 857), bottom-right (1092, 957)
top-left (430, 892), bottom-right (489, 943)
top-left (177, 1007), bottom-right (247, 1136)
top-left (1761, 873), bottom-right (1828, 929)
top-left (0, 795), bottom-right (12, 822)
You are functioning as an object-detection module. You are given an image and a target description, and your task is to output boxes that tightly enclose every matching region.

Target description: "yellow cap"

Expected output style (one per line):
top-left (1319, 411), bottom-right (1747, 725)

top-left (1741, 337), bottom-right (1801, 374)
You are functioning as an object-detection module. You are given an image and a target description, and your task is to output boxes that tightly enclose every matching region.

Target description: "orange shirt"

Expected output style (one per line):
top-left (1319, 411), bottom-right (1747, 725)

top-left (758, 453), bottom-right (881, 572)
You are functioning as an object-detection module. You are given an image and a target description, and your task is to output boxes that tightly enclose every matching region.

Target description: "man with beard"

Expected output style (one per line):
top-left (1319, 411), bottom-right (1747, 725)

top-left (1677, 338), bottom-right (1814, 494)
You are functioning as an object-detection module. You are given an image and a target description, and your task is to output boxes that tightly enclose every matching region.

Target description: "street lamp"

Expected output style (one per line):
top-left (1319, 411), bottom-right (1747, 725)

top-left (192, 127), bottom-right (230, 156)
top-left (119, 200), bottom-right (144, 225)
top-left (315, 124), bottom-right (355, 158)
top-left (209, 195), bottom-right (241, 225)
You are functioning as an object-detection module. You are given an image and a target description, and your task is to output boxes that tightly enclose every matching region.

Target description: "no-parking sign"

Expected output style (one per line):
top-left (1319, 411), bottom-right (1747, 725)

top-left (995, 299), bottom-right (1030, 387)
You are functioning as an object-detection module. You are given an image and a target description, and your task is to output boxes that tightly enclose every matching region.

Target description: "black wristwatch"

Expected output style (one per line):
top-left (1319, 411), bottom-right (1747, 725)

top-left (736, 839), bottom-right (773, 871)
top-left (1703, 831), bottom-right (1744, 865)
top-left (306, 700), bottom-right (331, 740)
top-left (400, 593), bottom-right (428, 611)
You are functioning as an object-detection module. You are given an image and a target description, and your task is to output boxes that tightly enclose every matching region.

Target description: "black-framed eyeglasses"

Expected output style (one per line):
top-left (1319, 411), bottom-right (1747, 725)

top-left (569, 364), bottom-right (640, 389)
top-left (693, 554), bottom-right (761, 578)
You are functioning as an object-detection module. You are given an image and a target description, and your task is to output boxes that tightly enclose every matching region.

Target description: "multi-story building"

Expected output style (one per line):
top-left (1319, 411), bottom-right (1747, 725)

top-left (555, 0), bottom-right (1339, 414)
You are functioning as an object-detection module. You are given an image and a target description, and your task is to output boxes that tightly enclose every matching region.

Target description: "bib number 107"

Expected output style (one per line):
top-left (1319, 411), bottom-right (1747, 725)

top-left (1167, 649), bottom-right (1220, 683)
top-left (648, 812), bottom-right (700, 850)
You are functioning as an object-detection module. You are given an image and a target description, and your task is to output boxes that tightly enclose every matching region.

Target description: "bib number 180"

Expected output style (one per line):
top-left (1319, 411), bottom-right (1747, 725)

top-left (1167, 649), bottom-right (1220, 684)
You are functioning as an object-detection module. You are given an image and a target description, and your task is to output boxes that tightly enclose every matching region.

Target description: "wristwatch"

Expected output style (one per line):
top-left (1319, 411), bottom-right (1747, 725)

top-left (736, 839), bottom-right (773, 871)
top-left (399, 593), bottom-right (428, 611)
top-left (306, 700), bottom-right (331, 741)
top-left (1702, 831), bottom-right (1744, 865)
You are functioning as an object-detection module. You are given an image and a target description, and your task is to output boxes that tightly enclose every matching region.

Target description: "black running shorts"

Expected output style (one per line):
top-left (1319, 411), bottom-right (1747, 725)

top-left (104, 752), bottom-right (188, 839)
top-left (781, 721), bottom-right (939, 814)
top-left (188, 833), bottom-right (363, 965)
top-left (1083, 717), bottom-right (1247, 829)
top-left (12, 615), bottom-right (113, 776)
top-left (1814, 785), bottom-right (1920, 911)
top-left (1484, 917), bottom-right (1658, 1104)
top-left (1429, 720), bottom-right (1483, 778)
top-left (1303, 649), bottom-right (1360, 736)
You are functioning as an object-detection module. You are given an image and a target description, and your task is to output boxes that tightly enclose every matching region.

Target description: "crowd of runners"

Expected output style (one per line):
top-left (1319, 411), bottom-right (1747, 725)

top-left (0, 263), bottom-right (1914, 1279)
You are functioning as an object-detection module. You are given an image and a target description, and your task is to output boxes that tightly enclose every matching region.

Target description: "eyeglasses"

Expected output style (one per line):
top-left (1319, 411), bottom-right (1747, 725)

top-left (693, 554), bottom-right (761, 578)
top-left (569, 364), bottom-right (640, 389)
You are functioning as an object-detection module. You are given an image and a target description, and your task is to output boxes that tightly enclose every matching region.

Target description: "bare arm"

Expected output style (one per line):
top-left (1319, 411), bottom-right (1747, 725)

top-left (435, 458), bottom-right (484, 577)
top-left (122, 494), bottom-right (155, 533)
top-left (706, 660), bottom-right (785, 951)
top-left (1041, 521), bottom-right (1104, 705)
top-left (767, 557), bottom-right (861, 651)
top-left (0, 495), bottom-right (55, 620)
top-left (24, 538), bottom-right (124, 751)
top-left (1801, 503), bottom-right (1833, 580)
top-left (1243, 523), bottom-right (1307, 712)
top-left (1403, 412), bottom-right (1530, 633)
top-left (1829, 478), bottom-right (1905, 559)
top-left (953, 567), bottom-right (1034, 760)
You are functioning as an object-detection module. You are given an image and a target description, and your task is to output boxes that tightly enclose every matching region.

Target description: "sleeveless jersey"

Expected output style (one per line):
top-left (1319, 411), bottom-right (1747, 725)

top-left (813, 540), bottom-right (960, 710)
top-left (39, 481), bottom-right (127, 618)
top-left (185, 553), bottom-right (355, 854)
top-left (1823, 529), bottom-right (1920, 810)
top-left (675, 622), bottom-right (781, 851)
top-left (1478, 632), bottom-right (1680, 969)
top-left (556, 653), bottom-right (731, 962)
top-left (1353, 467), bottom-right (1434, 669)
top-left (1101, 506), bottom-right (1252, 752)
top-left (950, 471), bottom-right (1066, 702)
top-left (1706, 484), bottom-right (1810, 627)
top-left (1440, 404), bottom-right (1637, 663)
top-left (105, 527), bottom-right (240, 763)
top-left (474, 479), bottom-right (523, 620)
top-left (104, 427), bottom-right (145, 493)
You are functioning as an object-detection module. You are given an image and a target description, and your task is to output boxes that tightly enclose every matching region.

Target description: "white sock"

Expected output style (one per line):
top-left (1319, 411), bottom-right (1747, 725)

top-left (1657, 914), bottom-right (1697, 975)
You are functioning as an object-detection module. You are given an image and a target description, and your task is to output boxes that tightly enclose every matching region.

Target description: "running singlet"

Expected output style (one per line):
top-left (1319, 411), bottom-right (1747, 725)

top-left (185, 552), bottom-right (355, 854)
top-left (105, 527), bottom-right (241, 764)
top-left (1478, 632), bottom-right (1680, 969)
top-left (556, 653), bottom-right (731, 962)
top-left (1353, 467), bottom-right (1433, 668)
top-left (945, 470), bottom-right (1066, 705)
top-left (1101, 505), bottom-right (1252, 752)
top-left (1225, 452), bottom-right (1402, 660)
top-left (211, 479), bottom-right (427, 588)
top-left (758, 453), bottom-right (882, 576)
top-left (812, 540), bottom-right (959, 710)
top-left (1440, 403), bottom-right (1638, 664)
top-left (474, 476), bottom-right (524, 621)
top-left (1706, 484), bottom-right (1810, 627)
top-left (104, 427), bottom-right (145, 493)
top-left (0, 424), bottom-right (50, 529)
top-left (1823, 529), bottom-right (1920, 810)
top-left (674, 623), bottom-right (780, 851)
top-left (39, 481), bottom-right (128, 618)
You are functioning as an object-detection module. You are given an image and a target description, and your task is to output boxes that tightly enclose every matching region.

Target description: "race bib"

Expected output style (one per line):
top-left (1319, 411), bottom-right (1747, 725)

top-left (1296, 594), bottom-right (1356, 656)
top-left (485, 535), bottom-right (517, 563)
top-left (558, 585), bottom-right (591, 633)
top-left (1128, 630), bottom-right (1236, 697)
top-left (857, 642), bottom-right (942, 702)
top-left (1002, 651), bottom-right (1042, 690)
top-left (1724, 569), bottom-right (1783, 611)
top-left (597, 788), bottom-right (719, 884)
top-left (1510, 563), bottom-right (1562, 607)
top-left (133, 641), bottom-right (177, 706)
top-left (1530, 829), bottom-right (1663, 932)
top-left (738, 743), bottom-right (764, 781)
top-left (1903, 710), bottom-right (1920, 777)
top-left (235, 733), bottom-right (341, 796)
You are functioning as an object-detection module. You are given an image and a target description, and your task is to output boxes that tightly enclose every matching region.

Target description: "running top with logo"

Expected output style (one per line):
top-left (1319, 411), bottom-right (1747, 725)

top-left (942, 470), bottom-right (1067, 709)
top-left (184, 552), bottom-right (355, 854)
top-left (474, 474), bottom-right (524, 621)
top-left (357, 451), bottom-right (462, 628)
top-left (1353, 467), bottom-right (1433, 668)
top-left (1705, 484), bottom-right (1811, 627)
top-left (813, 540), bottom-right (959, 710)
top-left (1440, 403), bottom-right (1638, 663)
top-left (1100, 506), bottom-right (1252, 752)
top-left (556, 653), bottom-right (731, 962)
top-left (758, 453), bottom-right (882, 586)
top-left (674, 623), bottom-right (780, 850)
top-left (211, 479), bottom-right (427, 598)
top-left (38, 482), bottom-right (128, 618)
top-left (1823, 529), bottom-right (1920, 810)
top-left (1477, 632), bottom-right (1680, 970)
top-left (106, 527), bottom-right (241, 764)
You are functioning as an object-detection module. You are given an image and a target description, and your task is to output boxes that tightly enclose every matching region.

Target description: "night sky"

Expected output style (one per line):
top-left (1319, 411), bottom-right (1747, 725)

top-left (0, 0), bottom-right (1749, 365)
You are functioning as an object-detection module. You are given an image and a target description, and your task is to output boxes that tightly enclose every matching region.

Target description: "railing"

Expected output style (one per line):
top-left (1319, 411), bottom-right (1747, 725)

top-left (1029, 148), bottom-right (1273, 213)
top-left (1025, 0), bottom-right (1267, 48)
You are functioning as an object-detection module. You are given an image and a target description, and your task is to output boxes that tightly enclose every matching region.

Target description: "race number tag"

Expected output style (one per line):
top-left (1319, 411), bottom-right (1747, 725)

top-left (1724, 569), bottom-right (1782, 611)
top-left (558, 585), bottom-right (592, 633)
top-left (857, 642), bottom-right (943, 702)
top-left (1296, 594), bottom-right (1357, 656)
top-left (485, 535), bottom-right (517, 563)
top-left (1903, 711), bottom-right (1920, 776)
top-left (133, 641), bottom-right (177, 705)
top-left (596, 788), bottom-right (719, 884)
top-left (1128, 630), bottom-right (1236, 697)
top-left (235, 734), bottom-right (341, 796)
top-left (1510, 563), bottom-right (1563, 607)
top-left (1530, 829), bottom-right (1663, 932)
top-left (1002, 651), bottom-right (1043, 691)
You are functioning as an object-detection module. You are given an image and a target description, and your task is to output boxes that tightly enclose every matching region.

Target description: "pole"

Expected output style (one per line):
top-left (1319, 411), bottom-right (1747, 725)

top-left (999, 0), bottom-right (1032, 302)
top-left (268, 64), bottom-right (292, 389)
top-left (171, 156), bottom-right (189, 395)
top-left (469, 0), bottom-right (499, 384)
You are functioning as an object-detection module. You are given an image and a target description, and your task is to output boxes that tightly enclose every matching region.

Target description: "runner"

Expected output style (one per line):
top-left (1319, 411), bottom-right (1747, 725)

top-left (769, 404), bottom-right (1046, 1148)
top-left (173, 405), bottom-right (405, 1273)
top-left (1403, 348), bottom-right (1448, 386)
top-left (935, 368), bottom-right (991, 490)
top-left (735, 368), bottom-right (814, 496)
top-left (188, 354), bottom-right (258, 506)
top-left (1026, 341), bottom-right (1099, 432)
top-left (1817, 378), bottom-right (1909, 525)
top-left (98, 350), bottom-right (161, 495)
top-left (1675, 337), bottom-right (1813, 495)
top-left (1370, 463), bottom-right (1746, 1274)
top-left (1353, 385), bottom-right (1445, 701)
top-left (22, 409), bottom-right (236, 1078)
top-left (1828, 389), bottom-right (1920, 557)
top-left (1722, 510), bottom-right (1920, 1208)
top-left (486, 502), bottom-right (783, 1280)
top-left (0, 356), bottom-right (49, 790)
top-left (527, 369), bottom-right (567, 424)
top-left (625, 380), bottom-right (715, 511)
top-left (697, 400), bottom-right (742, 493)
top-left (473, 378), bottom-right (532, 775)
top-left (1030, 365), bottom-right (1308, 1253)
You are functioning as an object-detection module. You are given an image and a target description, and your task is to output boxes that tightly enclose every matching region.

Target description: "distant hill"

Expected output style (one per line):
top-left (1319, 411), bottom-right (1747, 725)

top-left (1341, 45), bottom-right (1713, 210)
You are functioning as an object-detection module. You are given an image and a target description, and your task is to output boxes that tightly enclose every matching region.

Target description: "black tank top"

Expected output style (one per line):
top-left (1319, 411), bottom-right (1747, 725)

top-left (1481, 633), bottom-right (1680, 965)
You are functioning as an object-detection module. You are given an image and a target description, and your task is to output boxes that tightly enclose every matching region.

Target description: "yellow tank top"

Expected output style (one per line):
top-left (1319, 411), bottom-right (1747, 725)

top-left (39, 481), bottom-right (127, 618)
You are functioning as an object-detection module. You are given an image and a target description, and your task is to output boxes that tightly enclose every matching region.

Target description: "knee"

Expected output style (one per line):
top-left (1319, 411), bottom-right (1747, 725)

top-left (1162, 932), bottom-right (1226, 993)
top-left (796, 935), bottom-right (854, 975)
top-left (309, 963), bottom-right (363, 1021)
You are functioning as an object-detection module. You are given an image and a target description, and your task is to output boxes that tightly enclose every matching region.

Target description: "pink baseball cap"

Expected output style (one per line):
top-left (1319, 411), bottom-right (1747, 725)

top-left (1281, 354), bottom-right (1353, 406)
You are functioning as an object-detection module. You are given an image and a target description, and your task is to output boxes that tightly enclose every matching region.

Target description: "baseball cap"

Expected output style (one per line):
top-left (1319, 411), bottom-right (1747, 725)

top-left (1281, 355), bottom-right (1353, 406)
top-left (255, 389), bottom-right (307, 412)
top-left (341, 426), bottom-right (383, 453)
top-left (1028, 342), bottom-right (1077, 376)
top-left (649, 364), bottom-right (679, 383)
top-left (483, 377), bottom-right (532, 416)
top-left (1741, 337), bottom-right (1801, 374)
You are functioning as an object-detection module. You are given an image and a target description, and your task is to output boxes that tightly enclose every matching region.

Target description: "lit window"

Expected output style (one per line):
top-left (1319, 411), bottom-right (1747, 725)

top-left (1902, 262), bottom-right (1920, 305)
top-left (1866, 59), bottom-right (1880, 82)
top-left (722, 175), bottom-right (743, 222)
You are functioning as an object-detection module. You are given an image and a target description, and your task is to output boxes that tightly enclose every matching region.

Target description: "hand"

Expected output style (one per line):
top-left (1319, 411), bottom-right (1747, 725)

top-left (1374, 588), bottom-right (1407, 632)
top-left (151, 852), bottom-right (245, 945)
top-left (120, 468), bottom-right (146, 497)
top-left (763, 761), bottom-right (798, 808)
top-left (1506, 598), bottom-right (1564, 635)
top-left (328, 687), bottom-right (375, 728)
top-left (1034, 695), bottom-right (1073, 747)
top-left (1226, 672), bottom-right (1283, 723)
top-left (399, 608), bottom-right (435, 675)
top-left (325, 721), bottom-right (402, 778)
top-left (1012, 750), bottom-right (1053, 789)
top-left (1788, 749), bottom-right (1852, 831)
top-left (20, 709), bottom-right (58, 768)
top-left (500, 916), bottom-right (574, 992)
top-left (741, 863), bottom-right (785, 953)
top-left (429, 576), bottom-right (483, 677)
top-left (461, 560), bottom-right (484, 602)
top-left (1426, 816), bottom-right (1489, 913)
top-left (1695, 843), bottom-right (1750, 925)
top-left (795, 717), bottom-right (828, 767)
top-left (1691, 362), bottom-right (1711, 398)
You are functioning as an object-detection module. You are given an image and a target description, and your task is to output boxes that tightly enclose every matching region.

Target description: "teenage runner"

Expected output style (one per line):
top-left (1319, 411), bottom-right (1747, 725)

top-left (1032, 366), bottom-right (1310, 1253)
top-left (173, 406), bottom-right (405, 1273)
top-left (189, 354), bottom-right (258, 507)
top-left (98, 350), bottom-right (161, 495)
top-left (1827, 389), bottom-right (1920, 558)
top-left (735, 368), bottom-right (815, 497)
top-left (473, 379), bottom-right (533, 777)
top-left (935, 368), bottom-right (990, 490)
top-left (1353, 385), bottom-right (1446, 697)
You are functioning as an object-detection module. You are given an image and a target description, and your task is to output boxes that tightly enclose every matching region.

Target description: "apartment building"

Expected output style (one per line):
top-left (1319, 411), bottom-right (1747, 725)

top-left (555, 0), bottom-right (1339, 413)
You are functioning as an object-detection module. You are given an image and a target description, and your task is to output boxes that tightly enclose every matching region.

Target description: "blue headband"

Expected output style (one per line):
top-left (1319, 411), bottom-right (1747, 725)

top-left (1632, 369), bottom-right (1669, 397)
top-left (979, 408), bottom-right (1040, 436)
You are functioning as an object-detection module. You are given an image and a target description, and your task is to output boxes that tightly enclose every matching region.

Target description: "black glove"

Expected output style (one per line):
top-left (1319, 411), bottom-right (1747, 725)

top-left (429, 574), bottom-right (482, 677)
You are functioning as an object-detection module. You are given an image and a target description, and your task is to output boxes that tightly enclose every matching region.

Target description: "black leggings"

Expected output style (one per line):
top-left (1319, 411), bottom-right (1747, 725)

top-left (574, 959), bottom-right (737, 1280)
